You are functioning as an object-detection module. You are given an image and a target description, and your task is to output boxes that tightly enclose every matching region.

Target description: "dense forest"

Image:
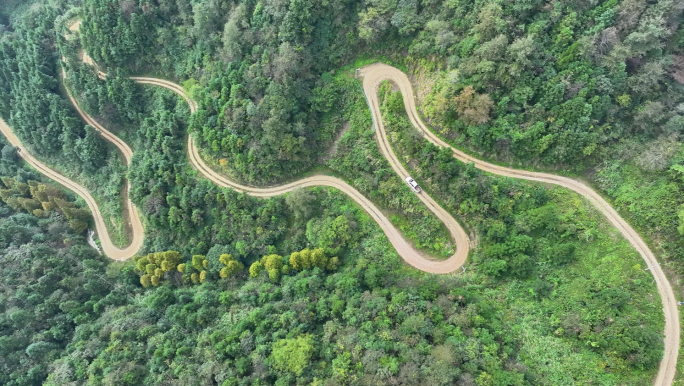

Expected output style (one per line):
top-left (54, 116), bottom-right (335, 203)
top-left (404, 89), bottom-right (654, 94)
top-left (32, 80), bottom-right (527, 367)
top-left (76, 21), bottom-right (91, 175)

top-left (0, 137), bottom-right (666, 384)
top-left (74, 0), bottom-right (684, 177)
top-left (0, 0), bottom-right (683, 385)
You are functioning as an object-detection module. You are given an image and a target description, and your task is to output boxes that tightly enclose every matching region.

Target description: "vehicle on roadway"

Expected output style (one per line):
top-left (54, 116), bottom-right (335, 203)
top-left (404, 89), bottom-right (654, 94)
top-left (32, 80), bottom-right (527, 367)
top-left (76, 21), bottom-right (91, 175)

top-left (405, 176), bottom-right (421, 193)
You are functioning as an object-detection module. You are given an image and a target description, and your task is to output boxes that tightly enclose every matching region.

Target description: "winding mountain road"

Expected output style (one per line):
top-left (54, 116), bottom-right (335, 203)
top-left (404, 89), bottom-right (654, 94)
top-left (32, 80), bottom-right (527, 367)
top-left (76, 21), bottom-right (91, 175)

top-left (361, 64), bottom-right (680, 385)
top-left (0, 24), bottom-right (678, 383)
top-left (0, 117), bottom-right (143, 260)
top-left (64, 70), bottom-right (471, 273)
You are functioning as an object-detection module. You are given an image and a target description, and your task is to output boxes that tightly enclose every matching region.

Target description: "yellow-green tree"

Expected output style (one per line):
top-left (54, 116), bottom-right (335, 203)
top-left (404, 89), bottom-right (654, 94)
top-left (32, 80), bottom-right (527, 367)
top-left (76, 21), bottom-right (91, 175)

top-left (299, 248), bottom-right (312, 269)
top-left (219, 254), bottom-right (244, 278)
top-left (268, 269), bottom-right (280, 282)
top-left (289, 251), bottom-right (302, 270)
top-left (28, 181), bottom-right (64, 202)
top-left (220, 260), bottom-right (244, 278)
top-left (192, 255), bottom-right (206, 271)
top-left (271, 335), bottom-right (315, 376)
top-left (261, 254), bottom-right (284, 282)
top-left (249, 261), bottom-right (264, 277)
top-left (261, 254), bottom-right (283, 271)
top-left (145, 264), bottom-right (157, 276)
top-left (140, 274), bottom-right (152, 287)
top-left (134, 255), bottom-right (150, 272)
top-left (158, 251), bottom-right (181, 271)
top-left (219, 254), bottom-right (234, 265)
top-left (289, 248), bottom-right (338, 272)
top-left (17, 197), bottom-right (41, 212)
top-left (0, 179), bottom-right (90, 233)
top-left (54, 198), bottom-right (91, 233)
top-left (310, 248), bottom-right (328, 269)
top-left (328, 256), bottom-right (340, 271)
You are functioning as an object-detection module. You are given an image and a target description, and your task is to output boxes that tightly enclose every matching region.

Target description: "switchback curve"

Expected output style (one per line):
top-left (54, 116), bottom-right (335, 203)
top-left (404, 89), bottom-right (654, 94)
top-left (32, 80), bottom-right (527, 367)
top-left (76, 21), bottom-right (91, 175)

top-left (0, 117), bottom-right (143, 260)
top-left (120, 76), bottom-right (471, 274)
top-left (62, 24), bottom-right (472, 272)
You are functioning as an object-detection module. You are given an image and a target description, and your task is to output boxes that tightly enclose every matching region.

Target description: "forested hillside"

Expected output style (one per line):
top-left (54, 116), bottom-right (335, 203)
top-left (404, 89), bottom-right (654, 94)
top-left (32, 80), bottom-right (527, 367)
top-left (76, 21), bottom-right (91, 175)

top-left (0, 0), bottom-right (682, 385)
top-left (0, 5), bottom-right (129, 246)
top-left (0, 136), bottom-right (119, 385)
top-left (72, 0), bottom-right (684, 281)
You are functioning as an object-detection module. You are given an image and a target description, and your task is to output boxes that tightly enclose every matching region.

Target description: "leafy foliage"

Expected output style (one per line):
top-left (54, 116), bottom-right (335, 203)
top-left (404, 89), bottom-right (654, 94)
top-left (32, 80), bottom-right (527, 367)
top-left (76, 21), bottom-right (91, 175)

top-left (0, 178), bottom-right (91, 233)
top-left (271, 334), bottom-right (315, 376)
top-left (0, 174), bottom-right (120, 386)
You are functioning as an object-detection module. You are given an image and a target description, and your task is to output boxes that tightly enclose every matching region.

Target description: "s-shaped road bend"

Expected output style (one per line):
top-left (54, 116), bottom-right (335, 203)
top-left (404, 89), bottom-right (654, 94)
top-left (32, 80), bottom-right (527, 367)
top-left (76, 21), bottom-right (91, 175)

top-left (361, 63), bottom-right (679, 386)
top-left (0, 59), bottom-right (678, 385)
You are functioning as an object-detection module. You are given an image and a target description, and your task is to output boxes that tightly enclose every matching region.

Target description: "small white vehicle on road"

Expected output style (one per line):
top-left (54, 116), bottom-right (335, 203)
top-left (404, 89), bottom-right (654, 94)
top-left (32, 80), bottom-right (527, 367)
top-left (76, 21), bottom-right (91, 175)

top-left (405, 176), bottom-right (421, 193)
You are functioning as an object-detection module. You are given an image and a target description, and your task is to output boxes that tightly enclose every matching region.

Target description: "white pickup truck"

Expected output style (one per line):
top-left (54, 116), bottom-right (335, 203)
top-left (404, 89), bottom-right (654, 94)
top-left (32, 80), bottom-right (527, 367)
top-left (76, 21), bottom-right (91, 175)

top-left (405, 176), bottom-right (422, 193)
